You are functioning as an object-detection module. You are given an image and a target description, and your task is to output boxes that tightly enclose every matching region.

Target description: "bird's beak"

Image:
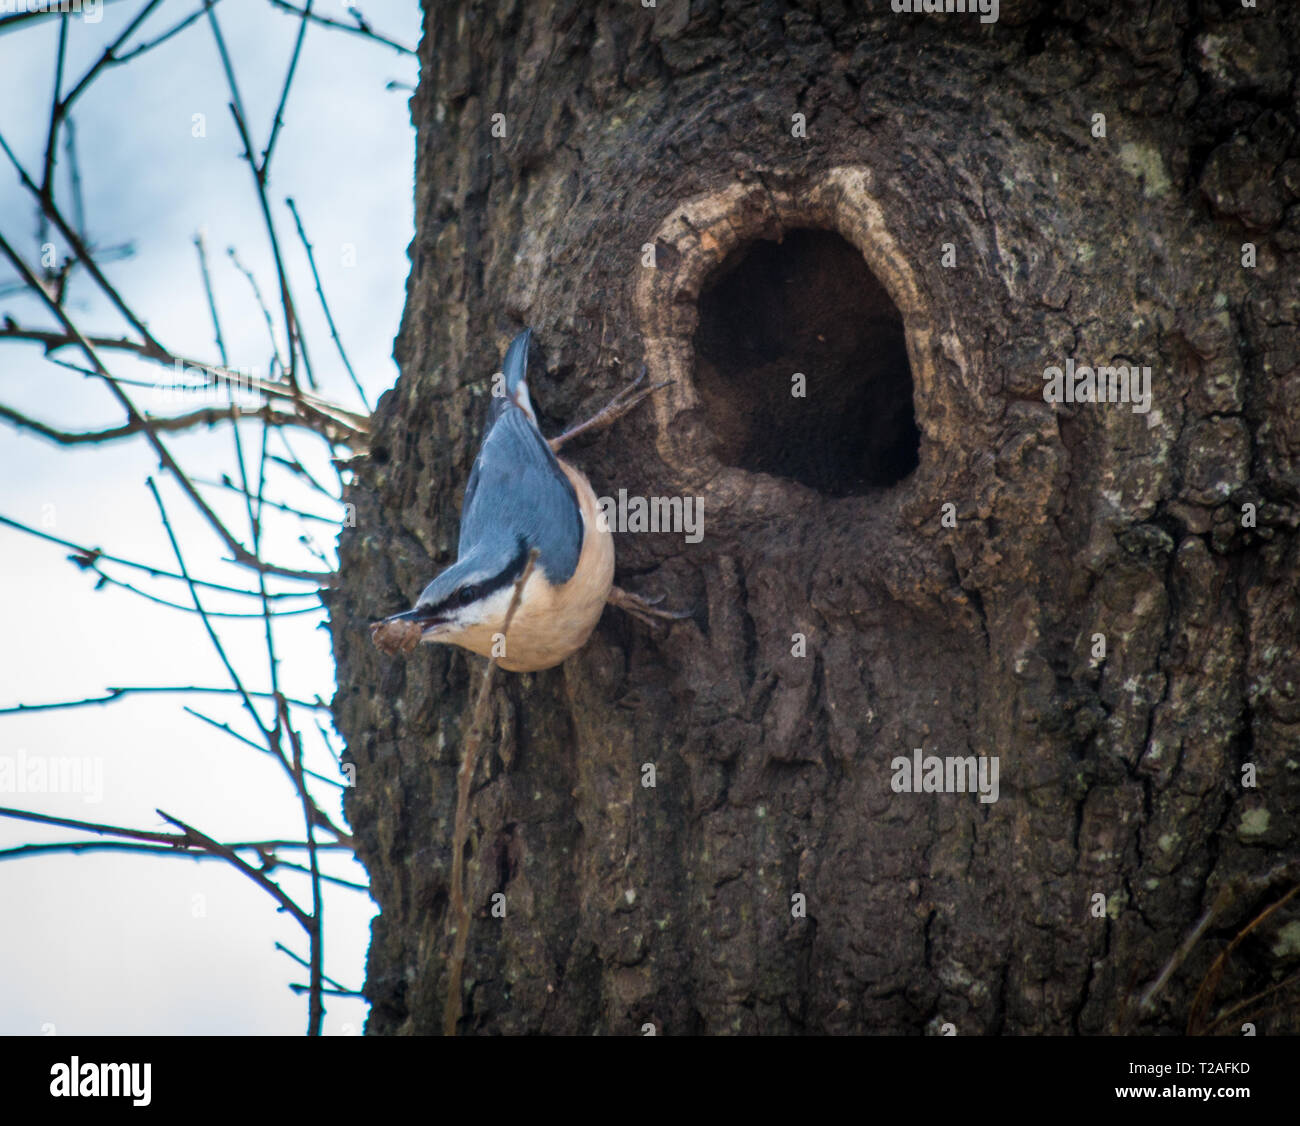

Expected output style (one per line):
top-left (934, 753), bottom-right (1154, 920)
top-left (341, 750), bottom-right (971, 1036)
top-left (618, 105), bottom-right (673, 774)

top-left (378, 607), bottom-right (444, 629)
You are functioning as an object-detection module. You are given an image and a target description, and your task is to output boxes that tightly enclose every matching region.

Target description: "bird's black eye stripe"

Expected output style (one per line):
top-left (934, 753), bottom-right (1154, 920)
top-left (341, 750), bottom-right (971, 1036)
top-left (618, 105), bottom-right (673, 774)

top-left (426, 541), bottom-right (530, 617)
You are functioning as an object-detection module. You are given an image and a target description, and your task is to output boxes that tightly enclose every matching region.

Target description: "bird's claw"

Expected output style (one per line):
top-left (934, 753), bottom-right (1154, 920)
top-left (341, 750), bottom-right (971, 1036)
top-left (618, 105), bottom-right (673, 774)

top-left (607, 585), bottom-right (691, 628)
top-left (548, 364), bottom-right (669, 451)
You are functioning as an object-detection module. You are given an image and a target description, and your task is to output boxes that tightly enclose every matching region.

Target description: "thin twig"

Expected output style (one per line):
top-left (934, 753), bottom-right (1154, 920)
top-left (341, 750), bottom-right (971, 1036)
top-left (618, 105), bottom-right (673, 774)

top-left (40, 8), bottom-right (70, 201)
top-left (147, 476), bottom-right (273, 744)
top-left (0, 837), bottom-right (354, 859)
top-left (444, 550), bottom-right (538, 1037)
top-left (63, 117), bottom-right (85, 242)
top-left (0, 807), bottom-right (348, 854)
top-left (193, 475), bottom-right (342, 524)
top-left (275, 943), bottom-right (358, 990)
top-left (267, 0), bottom-right (416, 56)
top-left (145, 477), bottom-right (347, 842)
top-left (228, 245), bottom-right (286, 376)
top-left (289, 984), bottom-right (363, 996)
top-left (0, 0), bottom-right (132, 35)
top-left (1201, 971), bottom-right (1300, 1035)
top-left (76, 568), bottom-right (322, 618)
top-left (0, 805), bottom-right (334, 930)
top-left (0, 400), bottom-right (312, 445)
top-left (263, 0), bottom-right (312, 169)
top-left (0, 322), bottom-right (368, 441)
top-left (0, 233), bottom-right (332, 582)
top-left (0, 513), bottom-right (321, 598)
top-left (116, 3), bottom-right (214, 65)
top-left (285, 196), bottom-right (370, 411)
top-left (194, 231), bottom-right (228, 367)
top-left (1188, 879), bottom-right (1300, 1034)
top-left (157, 809), bottom-right (312, 927)
top-left (205, 1), bottom-right (312, 391)
top-left (0, 685), bottom-right (331, 717)
top-left (55, 0), bottom-right (166, 118)
top-left (1136, 886), bottom-right (1232, 1018)
top-left (0, 130), bottom-right (165, 353)
top-left (183, 706), bottom-right (344, 788)
top-left (281, 695), bottom-right (324, 1035)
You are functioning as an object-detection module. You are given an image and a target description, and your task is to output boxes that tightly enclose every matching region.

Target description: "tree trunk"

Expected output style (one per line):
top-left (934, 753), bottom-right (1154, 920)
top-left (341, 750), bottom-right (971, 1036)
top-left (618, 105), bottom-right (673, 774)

top-left (329, 0), bottom-right (1300, 1034)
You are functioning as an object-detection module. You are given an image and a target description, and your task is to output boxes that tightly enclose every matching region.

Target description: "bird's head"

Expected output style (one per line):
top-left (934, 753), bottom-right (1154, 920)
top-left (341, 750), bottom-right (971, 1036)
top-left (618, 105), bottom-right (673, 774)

top-left (371, 540), bottom-right (531, 654)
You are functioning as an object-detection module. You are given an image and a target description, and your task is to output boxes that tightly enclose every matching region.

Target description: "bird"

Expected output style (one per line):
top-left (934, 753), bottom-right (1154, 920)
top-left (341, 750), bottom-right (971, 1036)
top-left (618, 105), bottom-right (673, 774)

top-left (370, 329), bottom-right (683, 672)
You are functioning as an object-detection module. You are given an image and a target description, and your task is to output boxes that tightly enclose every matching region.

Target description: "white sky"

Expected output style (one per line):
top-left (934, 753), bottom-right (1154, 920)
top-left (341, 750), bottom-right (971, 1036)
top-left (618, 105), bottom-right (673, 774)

top-left (0, 0), bottom-right (420, 1034)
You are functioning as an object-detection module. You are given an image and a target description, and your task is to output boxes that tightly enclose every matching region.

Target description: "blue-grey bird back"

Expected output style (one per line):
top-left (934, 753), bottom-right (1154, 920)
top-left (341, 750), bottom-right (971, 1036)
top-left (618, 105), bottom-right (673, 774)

top-left (459, 341), bottom-right (584, 583)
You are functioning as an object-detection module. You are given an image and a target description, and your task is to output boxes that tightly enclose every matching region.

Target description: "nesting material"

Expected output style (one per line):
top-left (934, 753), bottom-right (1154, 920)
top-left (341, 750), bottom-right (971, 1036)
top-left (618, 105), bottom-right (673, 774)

top-left (370, 617), bottom-right (424, 656)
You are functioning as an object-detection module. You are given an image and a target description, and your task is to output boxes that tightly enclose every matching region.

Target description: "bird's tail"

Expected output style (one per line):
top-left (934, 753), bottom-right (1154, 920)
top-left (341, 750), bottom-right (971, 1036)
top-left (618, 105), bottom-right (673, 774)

top-left (498, 328), bottom-right (536, 422)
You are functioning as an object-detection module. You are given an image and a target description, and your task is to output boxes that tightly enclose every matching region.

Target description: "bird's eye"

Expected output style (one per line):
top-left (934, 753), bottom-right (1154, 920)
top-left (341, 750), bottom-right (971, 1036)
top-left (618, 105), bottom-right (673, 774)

top-left (457, 584), bottom-right (478, 605)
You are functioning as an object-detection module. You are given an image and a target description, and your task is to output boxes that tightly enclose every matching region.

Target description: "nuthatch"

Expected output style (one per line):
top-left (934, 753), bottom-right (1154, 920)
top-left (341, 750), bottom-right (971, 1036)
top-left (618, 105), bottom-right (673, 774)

top-left (371, 330), bottom-right (682, 672)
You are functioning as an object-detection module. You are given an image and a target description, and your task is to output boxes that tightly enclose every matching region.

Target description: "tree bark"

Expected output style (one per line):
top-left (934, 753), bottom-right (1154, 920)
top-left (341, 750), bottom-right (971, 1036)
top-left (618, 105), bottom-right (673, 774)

top-left (329, 0), bottom-right (1300, 1034)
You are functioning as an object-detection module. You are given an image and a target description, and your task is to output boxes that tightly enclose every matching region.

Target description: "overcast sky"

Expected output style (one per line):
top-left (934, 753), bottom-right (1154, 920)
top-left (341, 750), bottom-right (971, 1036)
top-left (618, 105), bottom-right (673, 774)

top-left (0, 0), bottom-right (420, 1034)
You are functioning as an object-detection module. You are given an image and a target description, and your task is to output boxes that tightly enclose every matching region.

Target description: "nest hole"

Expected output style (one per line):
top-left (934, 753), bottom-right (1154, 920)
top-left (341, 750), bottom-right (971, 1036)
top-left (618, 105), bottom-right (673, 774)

top-left (692, 228), bottom-right (919, 497)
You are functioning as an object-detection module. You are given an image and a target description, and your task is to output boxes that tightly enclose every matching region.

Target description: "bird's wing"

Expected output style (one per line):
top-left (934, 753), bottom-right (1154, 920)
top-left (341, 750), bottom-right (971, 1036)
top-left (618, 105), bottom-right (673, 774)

top-left (459, 403), bottom-right (584, 583)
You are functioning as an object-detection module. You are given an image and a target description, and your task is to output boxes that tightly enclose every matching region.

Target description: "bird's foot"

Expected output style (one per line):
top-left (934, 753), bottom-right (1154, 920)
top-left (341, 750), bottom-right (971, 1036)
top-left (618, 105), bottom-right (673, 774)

top-left (607, 585), bottom-right (692, 628)
top-left (548, 364), bottom-right (669, 452)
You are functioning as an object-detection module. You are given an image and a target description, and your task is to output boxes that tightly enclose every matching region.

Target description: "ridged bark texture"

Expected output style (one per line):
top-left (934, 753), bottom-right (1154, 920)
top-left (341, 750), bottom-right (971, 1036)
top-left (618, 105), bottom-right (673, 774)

top-left (330, 0), bottom-right (1300, 1034)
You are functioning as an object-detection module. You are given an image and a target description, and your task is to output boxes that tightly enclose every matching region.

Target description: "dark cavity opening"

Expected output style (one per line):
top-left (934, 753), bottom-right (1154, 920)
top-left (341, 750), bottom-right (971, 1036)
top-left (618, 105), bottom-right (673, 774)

top-left (693, 228), bottom-right (919, 497)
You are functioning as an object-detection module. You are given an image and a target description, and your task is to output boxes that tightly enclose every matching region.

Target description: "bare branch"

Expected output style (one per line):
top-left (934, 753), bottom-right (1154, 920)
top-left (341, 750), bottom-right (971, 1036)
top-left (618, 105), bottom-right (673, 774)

top-left (77, 568), bottom-right (322, 619)
top-left (0, 233), bottom-right (334, 582)
top-left (0, 321), bottom-right (368, 441)
top-left (0, 399), bottom-right (314, 445)
top-left (41, 12), bottom-right (70, 201)
top-left (1188, 876), bottom-right (1300, 1034)
top-left (0, 0), bottom-right (132, 35)
top-left (205, 2), bottom-right (312, 391)
top-left (56, 0), bottom-right (167, 117)
top-left (71, 568), bottom-right (312, 610)
top-left (184, 706), bottom-right (344, 787)
top-left (227, 244), bottom-right (286, 376)
top-left (289, 983), bottom-right (363, 996)
top-left (156, 809), bottom-right (312, 928)
top-left (147, 475), bottom-right (277, 748)
top-left (286, 196), bottom-right (370, 411)
top-left (0, 806), bottom-right (350, 856)
top-left (275, 943), bottom-right (362, 990)
top-left (0, 836), bottom-right (352, 860)
top-left (281, 695), bottom-right (325, 1034)
top-left (193, 231), bottom-right (229, 366)
top-left (115, 3), bottom-right (214, 65)
top-left (0, 513), bottom-right (322, 598)
top-left (267, 430), bottom-right (340, 501)
top-left (0, 840), bottom-right (367, 894)
top-left (63, 117), bottom-right (86, 241)
top-left (192, 475), bottom-right (342, 525)
top-left (263, 0), bottom-right (312, 169)
top-left (0, 685), bottom-right (331, 717)
top-left (444, 550), bottom-right (539, 1036)
top-left (0, 130), bottom-right (164, 352)
top-left (267, 0), bottom-right (416, 56)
